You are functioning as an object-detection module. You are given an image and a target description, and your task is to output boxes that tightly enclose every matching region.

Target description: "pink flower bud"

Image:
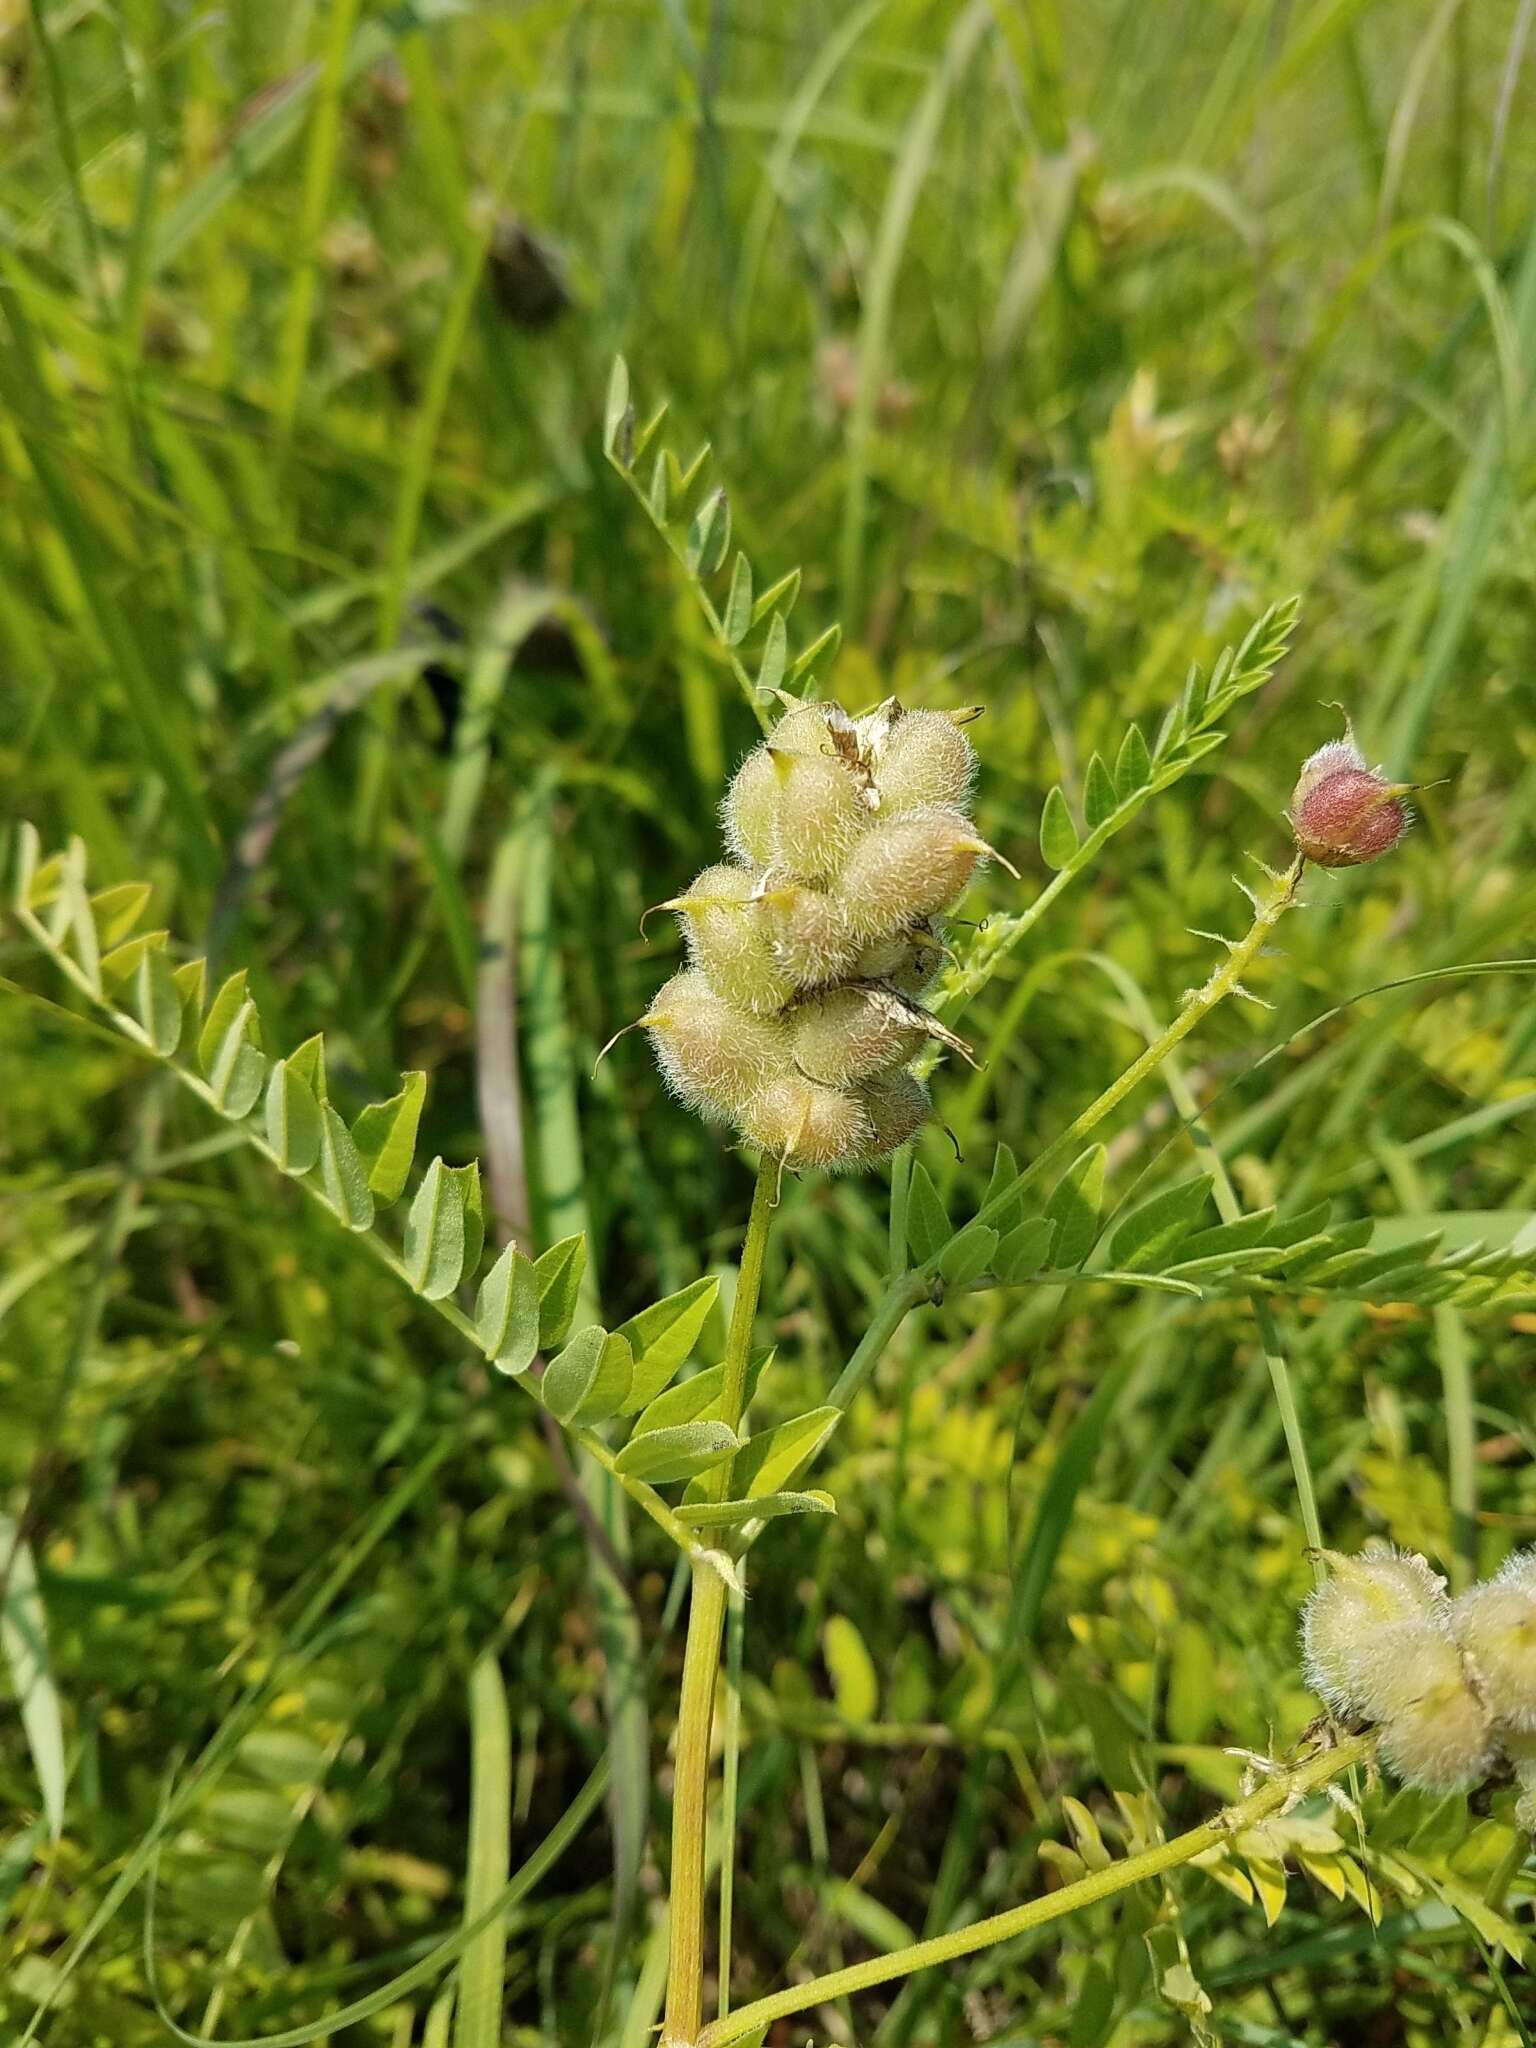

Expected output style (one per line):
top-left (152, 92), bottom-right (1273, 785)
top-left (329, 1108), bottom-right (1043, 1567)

top-left (1290, 733), bottom-right (1411, 869)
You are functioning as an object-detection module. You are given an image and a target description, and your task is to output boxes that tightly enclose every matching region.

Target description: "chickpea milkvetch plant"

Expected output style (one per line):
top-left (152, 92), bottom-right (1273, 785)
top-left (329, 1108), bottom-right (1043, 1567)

top-left (8, 360), bottom-right (1536, 2044)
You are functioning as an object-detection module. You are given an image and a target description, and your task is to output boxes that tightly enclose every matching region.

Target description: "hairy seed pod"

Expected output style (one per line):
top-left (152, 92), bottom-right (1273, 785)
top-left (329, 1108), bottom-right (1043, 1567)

top-left (852, 1067), bottom-right (931, 1160)
top-left (668, 864), bottom-right (794, 1015)
top-left (756, 883), bottom-right (862, 989)
top-left (1453, 1551), bottom-right (1536, 1732)
top-left (1301, 1547), bottom-right (1449, 1717)
top-left (791, 984), bottom-right (932, 1087)
top-left (723, 746), bottom-right (779, 867)
top-left (856, 920), bottom-right (947, 995)
top-left (740, 1074), bottom-right (871, 1169)
top-left (1509, 1737), bottom-right (1536, 1835)
top-left (838, 806), bottom-right (993, 941)
top-left (768, 747), bottom-right (870, 883)
top-left (872, 706), bottom-right (977, 814)
top-left (770, 699), bottom-right (857, 758)
top-left (1370, 1626), bottom-right (1495, 1790)
top-left (644, 970), bottom-right (790, 1121)
top-left (1290, 734), bottom-right (1412, 868)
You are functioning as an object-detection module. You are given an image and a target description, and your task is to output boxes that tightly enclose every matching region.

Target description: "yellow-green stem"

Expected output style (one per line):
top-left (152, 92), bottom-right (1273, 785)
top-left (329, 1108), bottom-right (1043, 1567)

top-left (695, 1732), bottom-right (1374, 2048)
top-left (974, 853), bottom-right (1306, 1232)
top-left (663, 1156), bottom-right (779, 2046)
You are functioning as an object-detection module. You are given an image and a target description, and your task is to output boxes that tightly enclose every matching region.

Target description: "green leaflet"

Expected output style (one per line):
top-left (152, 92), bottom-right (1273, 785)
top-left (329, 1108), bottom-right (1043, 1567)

top-left (405, 1157), bottom-right (467, 1299)
top-left (1044, 1145), bottom-right (1107, 1268)
top-left (824, 1615), bottom-right (879, 1723)
top-left (983, 1143), bottom-right (1022, 1231)
top-left (286, 1033), bottom-right (327, 1100)
top-left (938, 1223), bottom-right (997, 1287)
top-left (315, 1106), bottom-right (374, 1231)
top-left (615, 1275), bottom-right (720, 1411)
top-left (602, 353), bottom-right (630, 458)
top-left (613, 1421), bottom-right (739, 1485)
top-left (723, 552), bottom-right (753, 644)
top-left (207, 1000), bottom-right (267, 1119)
top-left (1039, 785), bottom-right (1079, 870)
top-left (351, 1071), bottom-right (427, 1205)
top-left (1115, 722), bottom-right (1151, 797)
top-left (531, 1236), bottom-right (587, 1351)
top-left (264, 1059), bottom-right (323, 1176)
top-left (133, 949), bottom-right (182, 1056)
top-left (474, 1245), bottom-right (541, 1374)
top-left (100, 929), bottom-right (168, 985)
top-left (905, 1164), bottom-right (952, 1265)
top-left (994, 1217), bottom-right (1055, 1282)
top-left (1108, 1175), bottom-right (1213, 1271)
top-left (197, 969), bottom-right (253, 1075)
top-left (1083, 752), bottom-right (1117, 830)
top-left (632, 1363), bottom-right (726, 1437)
top-left (728, 1406), bottom-right (840, 1500)
top-left (543, 1326), bottom-right (634, 1426)
top-left (446, 1161), bottom-right (484, 1283)
top-left (674, 1489), bottom-right (834, 1531)
top-left (88, 879), bottom-right (151, 947)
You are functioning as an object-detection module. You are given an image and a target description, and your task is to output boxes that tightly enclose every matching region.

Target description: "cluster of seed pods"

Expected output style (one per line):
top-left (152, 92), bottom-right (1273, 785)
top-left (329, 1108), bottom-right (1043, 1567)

top-left (1302, 1546), bottom-right (1536, 1816)
top-left (637, 696), bottom-right (1010, 1171)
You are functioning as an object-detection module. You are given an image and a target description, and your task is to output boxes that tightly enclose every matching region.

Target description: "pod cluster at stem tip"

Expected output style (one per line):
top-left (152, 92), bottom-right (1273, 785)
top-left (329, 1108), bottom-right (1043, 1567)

top-left (620, 694), bottom-right (1016, 1174)
top-left (1301, 1544), bottom-right (1536, 1816)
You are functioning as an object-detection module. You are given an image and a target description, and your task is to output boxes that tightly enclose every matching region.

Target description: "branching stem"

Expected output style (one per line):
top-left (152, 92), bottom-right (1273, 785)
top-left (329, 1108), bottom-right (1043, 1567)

top-left (663, 1155), bottom-right (779, 2045)
top-left (695, 1732), bottom-right (1374, 2048)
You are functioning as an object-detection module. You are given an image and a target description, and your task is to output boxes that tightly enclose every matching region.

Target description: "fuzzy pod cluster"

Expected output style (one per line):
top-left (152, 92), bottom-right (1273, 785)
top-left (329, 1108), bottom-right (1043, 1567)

top-left (641, 696), bottom-right (1003, 1170)
top-left (1302, 1545), bottom-right (1536, 1808)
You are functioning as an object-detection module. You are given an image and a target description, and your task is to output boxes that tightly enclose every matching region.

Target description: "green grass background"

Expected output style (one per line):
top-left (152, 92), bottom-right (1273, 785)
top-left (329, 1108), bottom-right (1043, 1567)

top-left (3, 1), bottom-right (1536, 2041)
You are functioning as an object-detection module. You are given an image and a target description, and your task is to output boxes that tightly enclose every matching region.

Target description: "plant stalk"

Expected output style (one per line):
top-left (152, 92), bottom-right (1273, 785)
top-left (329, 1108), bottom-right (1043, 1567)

top-left (662, 1154), bottom-right (779, 2046)
top-left (695, 1732), bottom-right (1374, 2048)
top-left (975, 853), bottom-right (1307, 1231)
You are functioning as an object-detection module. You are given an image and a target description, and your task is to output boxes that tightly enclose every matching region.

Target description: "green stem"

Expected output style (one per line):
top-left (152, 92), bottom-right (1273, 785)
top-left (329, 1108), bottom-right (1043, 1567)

top-left (663, 1156), bottom-right (778, 2046)
top-left (694, 1733), bottom-right (1374, 2048)
top-left (1159, 1050), bottom-right (1323, 1560)
top-left (973, 853), bottom-right (1307, 1233)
